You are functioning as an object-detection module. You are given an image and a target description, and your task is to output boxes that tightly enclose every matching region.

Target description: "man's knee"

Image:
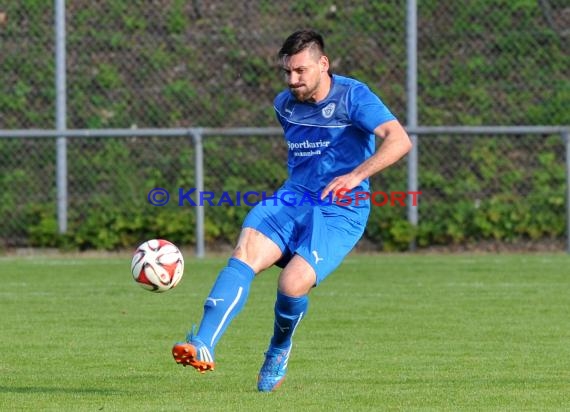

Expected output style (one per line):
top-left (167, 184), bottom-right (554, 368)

top-left (231, 228), bottom-right (282, 273)
top-left (278, 256), bottom-right (316, 297)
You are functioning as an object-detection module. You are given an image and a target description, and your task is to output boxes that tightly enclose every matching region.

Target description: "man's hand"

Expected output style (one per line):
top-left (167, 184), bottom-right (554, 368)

top-left (320, 173), bottom-right (362, 200)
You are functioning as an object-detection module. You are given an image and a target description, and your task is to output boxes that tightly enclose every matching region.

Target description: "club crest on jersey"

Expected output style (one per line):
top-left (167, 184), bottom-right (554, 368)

top-left (322, 102), bottom-right (336, 119)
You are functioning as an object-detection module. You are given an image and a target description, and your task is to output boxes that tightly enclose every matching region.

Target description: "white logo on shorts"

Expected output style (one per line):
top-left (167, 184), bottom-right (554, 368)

top-left (312, 250), bottom-right (324, 264)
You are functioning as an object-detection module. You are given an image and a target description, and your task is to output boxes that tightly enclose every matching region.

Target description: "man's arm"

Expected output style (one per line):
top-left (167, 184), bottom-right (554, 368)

top-left (320, 120), bottom-right (412, 199)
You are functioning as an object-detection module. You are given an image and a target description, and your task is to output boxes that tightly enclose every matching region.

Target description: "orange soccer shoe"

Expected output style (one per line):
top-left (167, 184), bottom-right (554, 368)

top-left (172, 340), bottom-right (215, 374)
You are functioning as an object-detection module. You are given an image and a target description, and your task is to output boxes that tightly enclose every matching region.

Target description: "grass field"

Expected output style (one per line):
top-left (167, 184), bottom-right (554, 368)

top-left (1, 253), bottom-right (570, 411)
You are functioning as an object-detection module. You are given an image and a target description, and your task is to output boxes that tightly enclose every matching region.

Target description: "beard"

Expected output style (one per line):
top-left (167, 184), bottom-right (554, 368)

top-left (289, 81), bottom-right (319, 102)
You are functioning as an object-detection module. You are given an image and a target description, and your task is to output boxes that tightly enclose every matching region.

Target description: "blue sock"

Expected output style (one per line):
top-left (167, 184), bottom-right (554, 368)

top-left (194, 257), bottom-right (255, 354)
top-left (270, 291), bottom-right (309, 350)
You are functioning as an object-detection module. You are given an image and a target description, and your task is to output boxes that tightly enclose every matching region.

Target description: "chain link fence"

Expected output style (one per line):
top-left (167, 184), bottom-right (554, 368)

top-left (1, 1), bottom-right (569, 252)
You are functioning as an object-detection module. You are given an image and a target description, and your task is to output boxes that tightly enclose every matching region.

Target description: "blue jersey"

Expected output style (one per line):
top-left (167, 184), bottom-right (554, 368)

top-left (273, 74), bottom-right (396, 222)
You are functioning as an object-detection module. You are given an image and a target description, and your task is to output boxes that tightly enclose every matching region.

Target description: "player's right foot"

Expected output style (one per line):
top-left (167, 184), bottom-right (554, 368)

top-left (172, 338), bottom-right (215, 373)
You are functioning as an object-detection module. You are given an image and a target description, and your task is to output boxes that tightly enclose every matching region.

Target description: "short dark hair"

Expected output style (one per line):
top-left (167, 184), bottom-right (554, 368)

top-left (278, 30), bottom-right (325, 59)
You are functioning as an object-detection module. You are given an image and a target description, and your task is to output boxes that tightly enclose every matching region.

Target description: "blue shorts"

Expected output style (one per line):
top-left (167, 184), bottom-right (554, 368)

top-left (242, 189), bottom-right (366, 285)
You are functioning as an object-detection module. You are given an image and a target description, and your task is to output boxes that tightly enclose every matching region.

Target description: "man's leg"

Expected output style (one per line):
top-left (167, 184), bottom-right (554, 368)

top-left (258, 255), bottom-right (314, 392)
top-left (173, 228), bottom-right (282, 372)
top-left (258, 208), bottom-right (366, 392)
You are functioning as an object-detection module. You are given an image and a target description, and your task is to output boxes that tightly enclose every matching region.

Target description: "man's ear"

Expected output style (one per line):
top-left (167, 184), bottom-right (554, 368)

top-left (320, 55), bottom-right (330, 73)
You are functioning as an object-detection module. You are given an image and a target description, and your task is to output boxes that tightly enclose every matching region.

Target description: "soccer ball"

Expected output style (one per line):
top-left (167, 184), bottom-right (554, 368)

top-left (131, 239), bottom-right (184, 292)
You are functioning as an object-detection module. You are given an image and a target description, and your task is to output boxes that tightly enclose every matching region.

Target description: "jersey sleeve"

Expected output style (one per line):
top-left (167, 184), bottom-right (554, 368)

top-left (273, 91), bottom-right (289, 128)
top-left (348, 83), bottom-right (396, 134)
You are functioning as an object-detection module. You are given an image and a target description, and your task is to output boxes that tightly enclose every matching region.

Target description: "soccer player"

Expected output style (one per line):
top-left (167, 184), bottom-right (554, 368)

top-left (172, 29), bottom-right (412, 392)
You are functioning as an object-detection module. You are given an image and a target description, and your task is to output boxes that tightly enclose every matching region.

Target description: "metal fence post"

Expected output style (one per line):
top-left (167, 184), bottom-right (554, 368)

top-left (561, 129), bottom-right (570, 254)
top-left (55, 0), bottom-right (67, 234)
top-left (192, 129), bottom-right (205, 258)
top-left (406, 0), bottom-right (419, 250)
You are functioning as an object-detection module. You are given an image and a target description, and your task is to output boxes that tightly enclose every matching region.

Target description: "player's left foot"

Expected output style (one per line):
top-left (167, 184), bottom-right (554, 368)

top-left (172, 338), bottom-right (215, 373)
top-left (257, 345), bottom-right (291, 392)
